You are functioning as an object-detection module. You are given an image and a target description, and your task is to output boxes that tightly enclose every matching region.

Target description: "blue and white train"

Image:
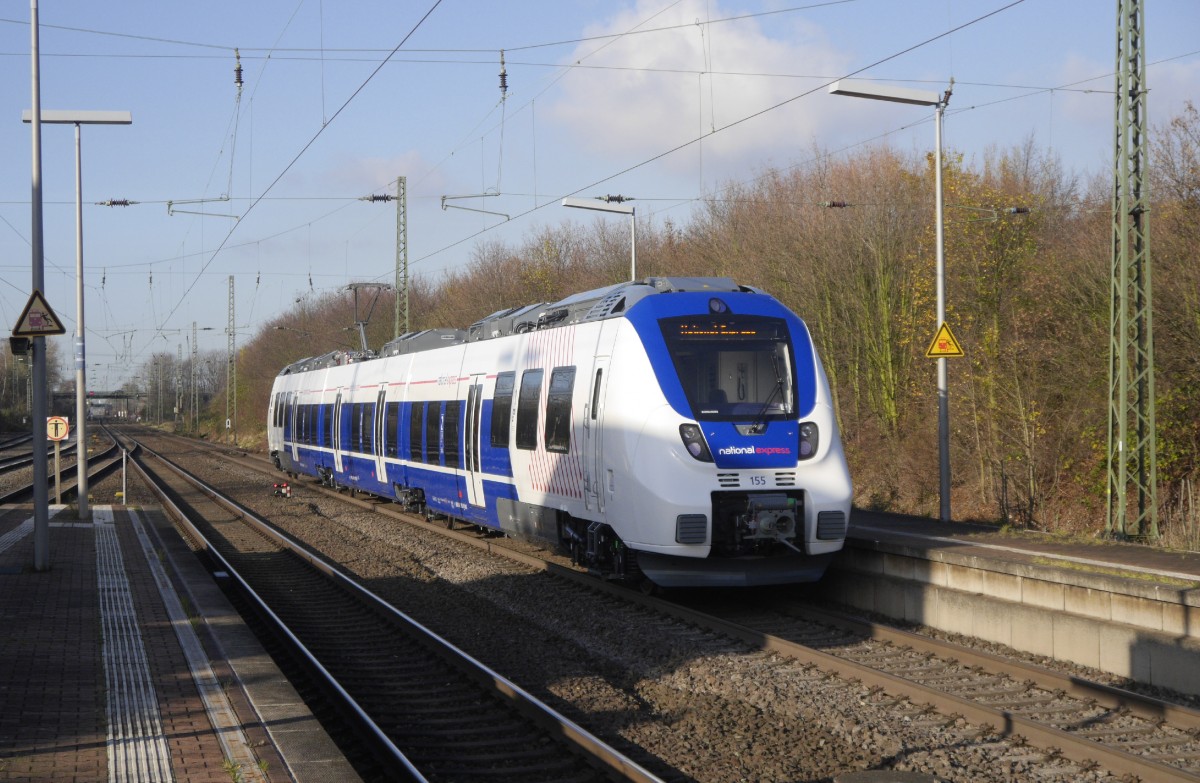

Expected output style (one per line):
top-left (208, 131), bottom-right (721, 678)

top-left (267, 277), bottom-right (852, 587)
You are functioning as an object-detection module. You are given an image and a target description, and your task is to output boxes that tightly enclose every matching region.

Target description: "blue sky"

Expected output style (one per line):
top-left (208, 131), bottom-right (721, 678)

top-left (2, 0), bottom-right (1197, 393)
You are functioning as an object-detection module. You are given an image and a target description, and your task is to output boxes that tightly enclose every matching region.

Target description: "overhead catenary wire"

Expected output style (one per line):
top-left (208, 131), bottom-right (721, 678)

top-left (149, 0), bottom-right (446, 347)
top-left (12, 0), bottom-right (1186, 392)
top-left (395, 0), bottom-right (1032, 275)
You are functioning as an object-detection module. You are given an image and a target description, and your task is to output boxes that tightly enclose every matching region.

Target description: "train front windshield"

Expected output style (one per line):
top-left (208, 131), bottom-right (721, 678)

top-left (660, 315), bottom-right (796, 422)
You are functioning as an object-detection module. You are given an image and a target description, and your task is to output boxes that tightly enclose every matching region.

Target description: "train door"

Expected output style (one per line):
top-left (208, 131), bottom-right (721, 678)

top-left (332, 392), bottom-right (344, 472)
top-left (584, 357), bottom-right (609, 512)
top-left (288, 393), bottom-right (299, 461)
top-left (373, 389), bottom-right (387, 480)
top-left (462, 374), bottom-right (486, 507)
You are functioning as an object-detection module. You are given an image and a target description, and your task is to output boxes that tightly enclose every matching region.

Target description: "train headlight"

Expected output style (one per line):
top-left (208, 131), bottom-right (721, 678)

top-left (798, 422), bottom-right (819, 460)
top-left (679, 423), bottom-right (714, 462)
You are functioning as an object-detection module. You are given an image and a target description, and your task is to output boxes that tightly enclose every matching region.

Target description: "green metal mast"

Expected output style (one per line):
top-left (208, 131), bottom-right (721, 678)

top-left (1106, 0), bottom-right (1157, 539)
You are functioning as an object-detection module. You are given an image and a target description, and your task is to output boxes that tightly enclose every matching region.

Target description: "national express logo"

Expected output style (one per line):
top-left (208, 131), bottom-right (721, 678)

top-left (718, 445), bottom-right (792, 456)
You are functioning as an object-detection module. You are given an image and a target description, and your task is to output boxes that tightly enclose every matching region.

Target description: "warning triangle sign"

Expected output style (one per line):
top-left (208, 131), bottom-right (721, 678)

top-left (12, 290), bottom-right (66, 337)
top-left (925, 322), bottom-right (964, 358)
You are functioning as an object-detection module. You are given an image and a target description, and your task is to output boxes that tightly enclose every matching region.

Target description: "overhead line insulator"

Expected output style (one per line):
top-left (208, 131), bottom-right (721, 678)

top-left (499, 50), bottom-right (508, 98)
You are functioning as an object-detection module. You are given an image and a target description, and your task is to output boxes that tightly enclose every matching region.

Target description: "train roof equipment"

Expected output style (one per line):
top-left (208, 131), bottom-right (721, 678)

top-left (275, 276), bottom-right (765, 377)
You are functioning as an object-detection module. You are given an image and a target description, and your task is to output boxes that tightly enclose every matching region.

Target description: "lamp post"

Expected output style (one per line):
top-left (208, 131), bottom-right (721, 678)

top-left (828, 79), bottom-right (954, 522)
top-left (562, 195), bottom-right (637, 282)
top-left (22, 109), bottom-right (132, 521)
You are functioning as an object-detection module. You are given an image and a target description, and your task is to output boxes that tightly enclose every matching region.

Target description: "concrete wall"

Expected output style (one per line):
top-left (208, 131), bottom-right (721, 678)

top-left (821, 540), bottom-right (1200, 695)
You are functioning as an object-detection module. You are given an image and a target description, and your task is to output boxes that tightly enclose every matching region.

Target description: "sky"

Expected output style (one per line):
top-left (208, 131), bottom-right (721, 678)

top-left (1, 0), bottom-right (1197, 394)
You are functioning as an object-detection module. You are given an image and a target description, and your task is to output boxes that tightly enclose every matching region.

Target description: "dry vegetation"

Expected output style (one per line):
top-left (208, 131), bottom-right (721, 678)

top-left (62, 105), bottom-right (1197, 544)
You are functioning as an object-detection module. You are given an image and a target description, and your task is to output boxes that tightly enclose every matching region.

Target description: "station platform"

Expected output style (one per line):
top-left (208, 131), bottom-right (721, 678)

top-left (827, 510), bottom-right (1200, 695)
top-left (0, 504), bottom-right (360, 783)
top-left (848, 510), bottom-right (1200, 583)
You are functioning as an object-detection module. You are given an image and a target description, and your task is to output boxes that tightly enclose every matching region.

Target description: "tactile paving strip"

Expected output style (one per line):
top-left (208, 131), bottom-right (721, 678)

top-left (96, 516), bottom-right (174, 782)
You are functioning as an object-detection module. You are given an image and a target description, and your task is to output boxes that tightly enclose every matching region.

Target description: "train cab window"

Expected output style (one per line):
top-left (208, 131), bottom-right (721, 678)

top-left (444, 400), bottom-right (462, 467)
top-left (409, 403), bottom-right (424, 462)
top-left (490, 372), bottom-right (516, 447)
top-left (424, 402), bottom-right (441, 464)
top-left (384, 402), bottom-right (400, 457)
top-left (515, 369), bottom-right (543, 450)
top-left (659, 315), bottom-right (796, 423)
top-left (545, 367), bottom-right (575, 453)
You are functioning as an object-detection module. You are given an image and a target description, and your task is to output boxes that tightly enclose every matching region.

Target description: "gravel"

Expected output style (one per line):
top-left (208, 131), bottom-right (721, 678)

top-left (92, 432), bottom-right (1135, 783)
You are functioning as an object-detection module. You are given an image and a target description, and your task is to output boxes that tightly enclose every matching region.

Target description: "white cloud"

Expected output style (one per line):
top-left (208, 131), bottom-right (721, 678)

top-left (544, 0), bottom-right (852, 180)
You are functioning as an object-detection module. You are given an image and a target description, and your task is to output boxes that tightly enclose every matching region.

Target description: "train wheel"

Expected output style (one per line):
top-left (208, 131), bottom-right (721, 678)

top-left (444, 517), bottom-right (455, 530)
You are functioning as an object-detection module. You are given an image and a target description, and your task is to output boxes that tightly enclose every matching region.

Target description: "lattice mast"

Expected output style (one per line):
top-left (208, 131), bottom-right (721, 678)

top-left (1106, 0), bottom-right (1157, 539)
top-left (395, 176), bottom-right (408, 337)
top-left (227, 275), bottom-right (236, 442)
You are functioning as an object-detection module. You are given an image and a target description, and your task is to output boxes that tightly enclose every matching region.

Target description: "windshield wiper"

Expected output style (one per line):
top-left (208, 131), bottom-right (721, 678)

top-left (749, 354), bottom-right (784, 434)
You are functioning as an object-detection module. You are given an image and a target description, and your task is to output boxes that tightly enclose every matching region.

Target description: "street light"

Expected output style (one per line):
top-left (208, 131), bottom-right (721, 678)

top-left (23, 108), bottom-right (132, 521)
top-left (562, 195), bottom-right (637, 282)
top-left (828, 78), bottom-right (954, 522)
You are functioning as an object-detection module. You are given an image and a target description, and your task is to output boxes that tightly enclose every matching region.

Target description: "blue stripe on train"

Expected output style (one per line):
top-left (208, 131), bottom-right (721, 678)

top-left (282, 442), bottom-right (517, 530)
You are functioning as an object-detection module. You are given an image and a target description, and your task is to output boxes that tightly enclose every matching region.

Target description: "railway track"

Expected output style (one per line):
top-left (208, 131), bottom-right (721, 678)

top-left (117, 431), bottom-right (662, 783)
top-left (118, 427), bottom-right (1200, 781)
top-left (0, 440), bottom-right (76, 472)
top-left (0, 435), bottom-right (117, 504)
top-left (671, 595), bottom-right (1200, 783)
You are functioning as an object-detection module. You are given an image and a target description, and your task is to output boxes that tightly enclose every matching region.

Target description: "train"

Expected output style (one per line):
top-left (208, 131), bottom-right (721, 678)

top-left (267, 276), bottom-right (852, 588)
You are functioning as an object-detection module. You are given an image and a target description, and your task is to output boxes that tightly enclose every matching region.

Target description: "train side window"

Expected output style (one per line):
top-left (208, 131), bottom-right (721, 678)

top-left (590, 370), bottom-right (603, 421)
top-left (322, 404), bottom-right (333, 447)
top-left (444, 400), bottom-right (462, 468)
top-left (424, 402), bottom-right (441, 464)
top-left (409, 403), bottom-right (423, 463)
top-left (362, 402), bottom-right (375, 455)
top-left (385, 402), bottom-right (400, 458)
top-left (490, 372), bottom-right (516, 447)
top-left (515, 369), bottom-right (543, 451)
top-left (349, 403), bottom-right (363, 452)
top-left (545, 366), bottom-right (575, 453)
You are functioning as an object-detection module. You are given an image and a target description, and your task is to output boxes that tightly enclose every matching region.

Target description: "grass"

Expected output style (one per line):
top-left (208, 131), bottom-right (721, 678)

top-left (1030, 555), bottom-right (1200, 587)
top-left (222, 758), bottom-right (244, 783)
